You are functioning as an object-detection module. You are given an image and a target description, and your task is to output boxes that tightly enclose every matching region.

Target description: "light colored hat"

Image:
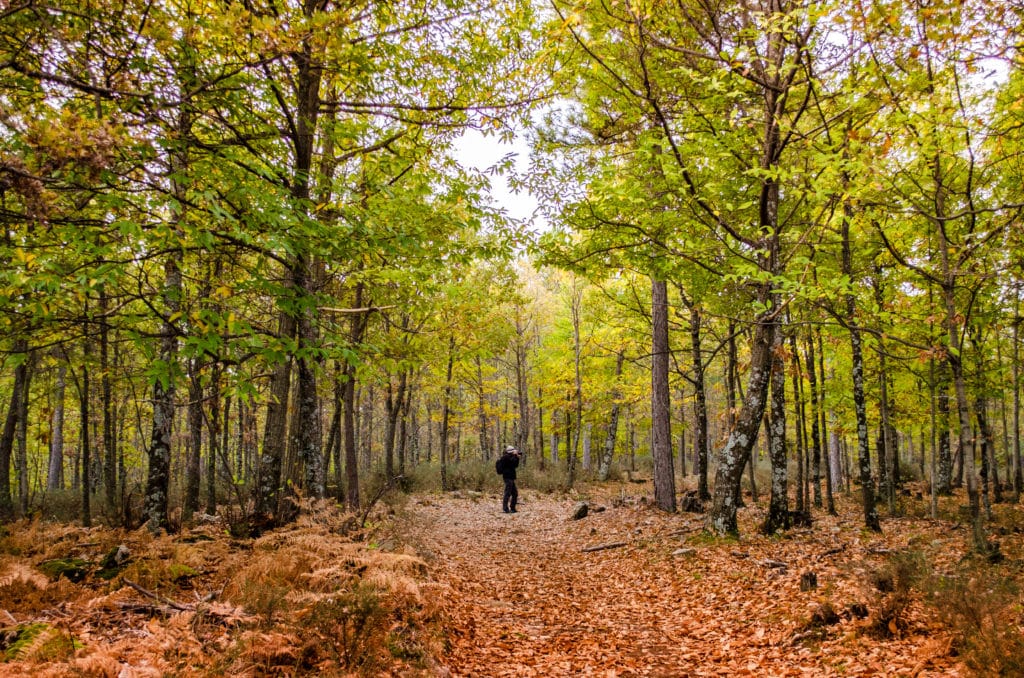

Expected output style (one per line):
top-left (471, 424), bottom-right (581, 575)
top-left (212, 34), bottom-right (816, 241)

top-left (505, 445), bottom-right (517, 453)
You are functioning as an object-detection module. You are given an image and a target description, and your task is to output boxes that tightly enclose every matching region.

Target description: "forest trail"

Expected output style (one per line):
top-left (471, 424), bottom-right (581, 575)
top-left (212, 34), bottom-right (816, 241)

top-left (409, 487), bottom-right (962, 677)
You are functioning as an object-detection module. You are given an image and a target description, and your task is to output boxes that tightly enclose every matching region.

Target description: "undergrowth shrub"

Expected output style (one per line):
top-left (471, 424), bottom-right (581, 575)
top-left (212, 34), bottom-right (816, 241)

top-left (924, 564), bottom-right (1024, 676)
top-left (519, 461), bottom-right (569, 494)
top-left (865, 550), bottom-right (926, 638)
top-left (305, 581), bottom-right (389, 670)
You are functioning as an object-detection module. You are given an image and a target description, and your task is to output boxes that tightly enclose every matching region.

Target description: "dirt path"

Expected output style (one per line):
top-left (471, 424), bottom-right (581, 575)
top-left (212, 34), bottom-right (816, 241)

top-left (410, 488), bottom-right (961, 677)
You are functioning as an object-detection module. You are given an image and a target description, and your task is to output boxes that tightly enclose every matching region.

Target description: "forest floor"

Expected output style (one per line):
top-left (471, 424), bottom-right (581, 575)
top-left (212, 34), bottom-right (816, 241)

top-left (1, 482), bottom-right (1022, 676)
top-left (406, 483), bottom-right (1024, 677)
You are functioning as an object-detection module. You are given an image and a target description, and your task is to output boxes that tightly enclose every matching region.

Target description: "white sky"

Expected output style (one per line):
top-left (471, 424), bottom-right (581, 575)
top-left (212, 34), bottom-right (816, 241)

top-left (452, 129), bottom-right (540, 224)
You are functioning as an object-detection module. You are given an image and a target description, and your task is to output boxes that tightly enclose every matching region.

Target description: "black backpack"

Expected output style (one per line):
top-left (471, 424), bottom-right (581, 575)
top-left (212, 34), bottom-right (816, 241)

top-left (495, 456), bottom-right (506, 475)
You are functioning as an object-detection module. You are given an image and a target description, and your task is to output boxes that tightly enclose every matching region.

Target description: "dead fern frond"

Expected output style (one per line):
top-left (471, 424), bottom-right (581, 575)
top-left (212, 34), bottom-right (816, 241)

top-left (73, 653), bottom-right (123, 677)
top-left (0, 563), bottom-right (49, 590)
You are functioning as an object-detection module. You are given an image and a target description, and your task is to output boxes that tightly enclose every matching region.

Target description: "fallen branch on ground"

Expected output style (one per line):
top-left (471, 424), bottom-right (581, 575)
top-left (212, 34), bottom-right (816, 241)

top-left (581, 541), bottom-right (628, 553)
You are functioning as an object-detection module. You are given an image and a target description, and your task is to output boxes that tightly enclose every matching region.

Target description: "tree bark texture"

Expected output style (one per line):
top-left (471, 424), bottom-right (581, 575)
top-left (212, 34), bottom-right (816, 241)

top-left (691, 304), bottom-right (710, 501)
top-left (598, 351), bottom-right (625, 481)
top-left (651, 278), bottom-right (676, 512)
top-left (48, 361), bottom-right (67, 492)
top-left (763, 325), bottom-right (789, 533)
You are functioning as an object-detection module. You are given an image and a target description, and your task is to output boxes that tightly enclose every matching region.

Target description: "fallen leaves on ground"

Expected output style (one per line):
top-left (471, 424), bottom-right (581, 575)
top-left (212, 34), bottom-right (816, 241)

top-left (410, 486), bottom-right (993, 677)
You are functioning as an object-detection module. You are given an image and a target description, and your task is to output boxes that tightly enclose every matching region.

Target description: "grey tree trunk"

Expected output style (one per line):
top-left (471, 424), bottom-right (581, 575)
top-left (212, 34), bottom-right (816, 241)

top-left (936, 363), bottom-right (953, 494)
top-left (295, 260), bottom-right (325, 500)
top-left (440, 335), bottom-right (456, 491)
top-left (568, 278), bottom-right (583, 489)
top-left (690, 304), bottom-right (710, 500)
top-left (707, 309), bottom-right (774, 535)
top-left (184, 369), bottom-right (203, 521)
top-left (1014, 290), bottom-right (1022, 501)
top-left (651, 278), bottom-right (676, 512)
top-left (343, 284), bottom-right (368, 510)
top-left (256, 313), bottom-right (294, 518)
top-left (383, 369), bottom-right (408, 485)
top-left (842, 205), bottom-right (881, 533)
top-left (475, 356), bottom-right (490, 460)
top-left (598, 351), bottom-right (625, 481)
top-left (763, 324), bottom-right (789, 533)
top-left (804, 333), bottom-right (824, 510)
top-left (15, 352), bottom-right (33, 517)
top-left (513, 311), bottom-right (532, 458)
top-left (48, 361), bottom-right (67, 491)
top-left (582, 424), bottom-right (591, 471)
top-left (789, 331), bottom-right (806, 516)
top-left (100, 290), bottom-right (116, 515)
top-left (144, 253), bottom-right (180, 533)
top-left (816, 330), bottom-right (835, 513)
top-left (934, 165), bottom-right (985, 551)
top-left (206, 368), bottom-right (221, 515)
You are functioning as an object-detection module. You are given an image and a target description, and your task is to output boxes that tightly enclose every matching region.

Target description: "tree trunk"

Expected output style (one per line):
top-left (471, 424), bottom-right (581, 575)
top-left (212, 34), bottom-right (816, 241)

top-left (936, 363), bottom-right (953, 494)
top-left (935, 162), bottom-right (985, 552)
top-left (790, 331), bottom-right (806, 516)
top-left (690, 304), bottom-right (710, 501)
top-left (15, 352), bottom-right (33, 517)
top-left (678, 401), bottom-right (687, 478)
top-left (398, 383), bottom-right (412, 476)
top-left (976, 395), bottom-right (995, 516)
top-left (184, 368), bottom-right (203, 522)
top-left (295, 260), bottom-right (325, 500)
top-left (568, 279), bottom-right (584, 489)
top-left (536, 387), bottom-right (545, 470)
top-left (256, 312), bottom-right (294, 518)
top-left (77, 314), bottom-right (93, 529)
top-left (343, 284), bottom-right (368, 510)
top-left (100, 290), bottom-right (116, 515)
top-left (651, 278), bottom-right (676, 512)
top-left (514, 312), bottom-right (532, 458)
top-left (804, 333), bottom-right (823, 509)
top-left (817, 331), bottom-right (835, 513)
top-left (48, 360), bottom-right (67, 492)
top-left (598, 351), bottom-right (625, 481)
top-left (384, 369), bottom-right (408, 486)
top-left (582, 423), bottom-right (592, 471)
top-left (763, 324), bottom-right (789, 533)
top-left (475, 355), bottom-right (490, 459)
top-left (206, 367), bottom-right (221, 515)
top-left (1014, 293), bottom-right (1022, 501)
top-left (841, 206), bottom-right (881, 532)
top-left (325, 362), bottom-right (343, 500)
top-left (707, 307), bottom-right (775, 535)
top-left (440, 335), bottom-right (456, 491)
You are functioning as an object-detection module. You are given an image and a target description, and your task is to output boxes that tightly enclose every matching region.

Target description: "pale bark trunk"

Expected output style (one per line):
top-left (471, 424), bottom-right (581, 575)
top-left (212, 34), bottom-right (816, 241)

top-left (804, 333), bottom-right (823, 510)
top-left (707, 311), bottom-right (774, 535)
top-left (843, 237), bottom-right (881, 531)
top-left (763, 324), bottom-right (789, 533)
top-left (598, 351), bottom-right (625, 481)
top-left (475, 356), bottom-right (490, 459)
top-left (343, 284), bottom-right (367, 509)
top-left (48, 362), bottom-right (67, 491)
top-left (184, 368), bottom-right (203, 521)
top-left (440, 336), bottom-right (456, 491)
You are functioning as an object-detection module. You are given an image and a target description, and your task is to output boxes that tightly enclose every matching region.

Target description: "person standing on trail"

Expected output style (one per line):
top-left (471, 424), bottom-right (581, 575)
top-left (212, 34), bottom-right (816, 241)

top-left (496, 445), bottom-right (521, 513)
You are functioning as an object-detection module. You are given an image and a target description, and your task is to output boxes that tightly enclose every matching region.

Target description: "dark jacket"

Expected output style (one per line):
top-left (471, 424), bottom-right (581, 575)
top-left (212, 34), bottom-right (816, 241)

top-left (498, 452), bottom-right (520, 481)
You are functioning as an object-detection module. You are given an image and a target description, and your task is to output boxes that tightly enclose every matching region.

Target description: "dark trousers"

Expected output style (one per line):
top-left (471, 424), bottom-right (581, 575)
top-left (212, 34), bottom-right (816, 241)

top-left (502, 478), bottom-right (518, 512)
